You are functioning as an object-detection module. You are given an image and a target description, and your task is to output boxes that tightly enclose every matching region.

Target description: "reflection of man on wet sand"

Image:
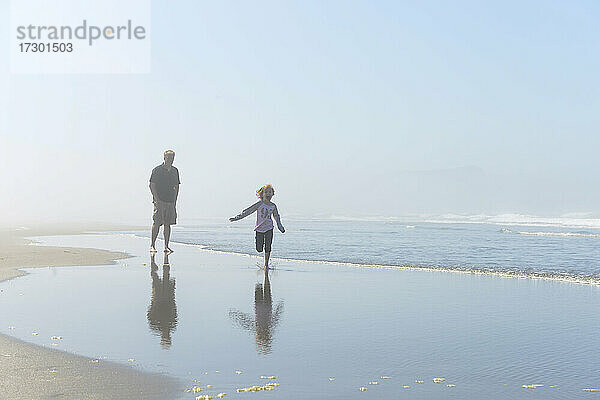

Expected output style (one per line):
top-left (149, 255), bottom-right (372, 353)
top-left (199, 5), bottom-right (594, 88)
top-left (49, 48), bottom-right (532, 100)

top-left (147, 253), bottom-right (178, 349)
top-left (229, 269), bottom-right (284, 355)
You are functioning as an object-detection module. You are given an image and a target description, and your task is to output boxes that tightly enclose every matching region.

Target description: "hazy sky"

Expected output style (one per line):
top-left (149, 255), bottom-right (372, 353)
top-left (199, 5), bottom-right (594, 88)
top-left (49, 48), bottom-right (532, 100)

top-left (1, 1), bottom-right (599, 224)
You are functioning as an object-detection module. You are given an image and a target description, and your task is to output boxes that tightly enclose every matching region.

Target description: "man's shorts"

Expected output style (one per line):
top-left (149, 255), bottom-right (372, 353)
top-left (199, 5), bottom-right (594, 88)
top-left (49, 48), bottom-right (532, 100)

top-left (153, 200), bottom-right (177, 226)
top-left (255, 229), bottom-right (273, 253)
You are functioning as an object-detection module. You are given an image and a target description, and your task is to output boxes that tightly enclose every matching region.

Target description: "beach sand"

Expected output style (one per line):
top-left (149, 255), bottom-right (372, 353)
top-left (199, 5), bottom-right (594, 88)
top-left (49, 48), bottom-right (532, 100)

top-left (0, 225), bottom-right (183, 400)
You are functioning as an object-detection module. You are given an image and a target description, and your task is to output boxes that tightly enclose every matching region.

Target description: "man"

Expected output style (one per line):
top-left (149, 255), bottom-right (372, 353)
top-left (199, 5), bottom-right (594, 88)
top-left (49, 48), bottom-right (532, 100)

top-left (149, 150), bottom-right (180, 253)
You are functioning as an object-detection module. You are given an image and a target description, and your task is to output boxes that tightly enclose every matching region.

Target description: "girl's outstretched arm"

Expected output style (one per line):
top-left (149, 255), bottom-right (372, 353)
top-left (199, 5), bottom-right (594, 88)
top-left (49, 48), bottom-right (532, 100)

top-left (229, 201), bottom-right (261, 222)
top-left (273, 205), bottom-right (285, 233)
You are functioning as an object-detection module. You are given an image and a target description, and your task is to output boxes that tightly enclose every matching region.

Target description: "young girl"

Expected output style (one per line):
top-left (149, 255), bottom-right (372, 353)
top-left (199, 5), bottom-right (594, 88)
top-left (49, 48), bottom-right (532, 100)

top-left (229, 184), bottom-right (285, 268)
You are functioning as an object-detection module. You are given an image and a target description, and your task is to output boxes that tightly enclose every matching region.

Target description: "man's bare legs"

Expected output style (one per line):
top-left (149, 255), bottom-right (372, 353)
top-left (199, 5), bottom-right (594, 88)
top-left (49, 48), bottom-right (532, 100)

top-left (151, 223), bottom-right (173, 254)
top-left (264, 251), bottom-right (270, 269)
top-left (164, 224), bottom-right (173, 253)
top-left (151, 223), bottom-right (160, 253)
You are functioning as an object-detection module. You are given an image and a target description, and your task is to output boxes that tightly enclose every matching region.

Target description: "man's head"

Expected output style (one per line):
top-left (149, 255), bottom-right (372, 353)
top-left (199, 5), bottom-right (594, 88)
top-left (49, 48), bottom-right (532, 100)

top-left (163, 150), bottom-right (175, 167)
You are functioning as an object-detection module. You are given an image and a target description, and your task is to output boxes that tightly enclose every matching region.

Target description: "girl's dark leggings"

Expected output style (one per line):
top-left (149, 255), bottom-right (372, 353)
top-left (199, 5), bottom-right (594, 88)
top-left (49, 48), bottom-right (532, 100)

top-left (256, 229), bottom-right (273, 253)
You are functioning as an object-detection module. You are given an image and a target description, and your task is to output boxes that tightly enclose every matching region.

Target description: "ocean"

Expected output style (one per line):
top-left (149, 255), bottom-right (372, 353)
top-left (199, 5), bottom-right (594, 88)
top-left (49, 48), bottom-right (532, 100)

top-left (138, 214), bottom-right (600, 284)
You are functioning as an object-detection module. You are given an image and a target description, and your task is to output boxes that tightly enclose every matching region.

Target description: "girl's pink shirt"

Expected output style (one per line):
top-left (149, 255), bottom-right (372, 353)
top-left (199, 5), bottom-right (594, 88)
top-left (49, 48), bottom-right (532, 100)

top-left (255, 202), bottom-right (276, 232)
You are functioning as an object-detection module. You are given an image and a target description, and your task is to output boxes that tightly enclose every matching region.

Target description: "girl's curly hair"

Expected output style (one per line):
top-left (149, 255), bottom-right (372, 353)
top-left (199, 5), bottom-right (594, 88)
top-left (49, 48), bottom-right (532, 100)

top-left (256, 184), bottom-right (275, 199)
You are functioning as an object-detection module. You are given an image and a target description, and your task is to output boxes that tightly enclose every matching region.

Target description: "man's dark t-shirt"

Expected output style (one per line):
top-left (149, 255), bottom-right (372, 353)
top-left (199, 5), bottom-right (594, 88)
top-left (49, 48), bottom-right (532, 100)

top-left (150, 164), bottom-right (181, 202)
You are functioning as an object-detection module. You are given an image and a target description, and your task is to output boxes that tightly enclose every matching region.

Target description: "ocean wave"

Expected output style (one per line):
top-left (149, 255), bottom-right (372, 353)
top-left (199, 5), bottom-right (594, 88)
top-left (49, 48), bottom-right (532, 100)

top-left (426, 213), bottom-right (600, 229)
top-left (290, 213), bottom-right (600, 229)
top-left (327, 215), bottom-right (405, 222)
top-left (517, 231), bottom-right (600, 238)
top-left (500, 228), bottom-right (600, 238)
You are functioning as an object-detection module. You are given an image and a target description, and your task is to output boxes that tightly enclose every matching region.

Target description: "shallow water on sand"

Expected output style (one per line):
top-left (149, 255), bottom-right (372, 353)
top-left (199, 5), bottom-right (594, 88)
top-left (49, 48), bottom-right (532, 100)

top-left (1, 234), bottom-right (599, 399)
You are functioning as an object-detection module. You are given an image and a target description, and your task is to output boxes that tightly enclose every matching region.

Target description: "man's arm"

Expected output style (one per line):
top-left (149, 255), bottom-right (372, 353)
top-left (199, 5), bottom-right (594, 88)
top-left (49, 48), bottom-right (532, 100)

top-left (273, 205), bottom-right (285, 233)
top-left (229, 201), bottom-right (261, 222)
top-left (149, 182), bottom-right (159, 202)
top-left (174, 169), bottom-right (181, 203)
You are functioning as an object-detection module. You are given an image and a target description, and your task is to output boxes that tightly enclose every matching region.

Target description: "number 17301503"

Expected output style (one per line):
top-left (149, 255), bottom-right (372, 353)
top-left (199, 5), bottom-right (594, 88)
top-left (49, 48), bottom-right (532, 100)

top-left (19, 42), bottom-right (73, 52)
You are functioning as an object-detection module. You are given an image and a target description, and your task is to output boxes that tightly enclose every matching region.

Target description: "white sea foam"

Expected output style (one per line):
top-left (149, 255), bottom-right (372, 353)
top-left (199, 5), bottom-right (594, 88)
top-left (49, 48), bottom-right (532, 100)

top-left (327, 215), bottom-right (405, 222)
top-left (499, 228), bottom-right (600, 238)
top-left (296, 213), bottom-right (600, 229)
top-left (425, 213), bottom-right (600, 229)
top-left (518, 231), bottom-right (600, 238)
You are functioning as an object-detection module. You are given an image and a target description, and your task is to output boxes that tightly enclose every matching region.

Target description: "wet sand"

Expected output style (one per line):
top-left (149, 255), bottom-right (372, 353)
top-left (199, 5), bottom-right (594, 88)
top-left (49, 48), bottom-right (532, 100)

top-left (0, 225), bottom-right (184, 400)
top-left (0, 226), bottom-right (129, 282)
top-left (3, 232), bottom-right (599, 400)
top-left (2, 228), bottom-right (600, 399)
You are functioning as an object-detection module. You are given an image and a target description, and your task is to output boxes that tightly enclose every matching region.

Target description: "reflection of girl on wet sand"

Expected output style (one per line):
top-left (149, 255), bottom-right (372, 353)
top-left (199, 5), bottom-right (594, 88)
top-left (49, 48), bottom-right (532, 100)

top-left (229, 269), bottom-right (284, 355)
top-left (147, 253), bottom-right (178, 349)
